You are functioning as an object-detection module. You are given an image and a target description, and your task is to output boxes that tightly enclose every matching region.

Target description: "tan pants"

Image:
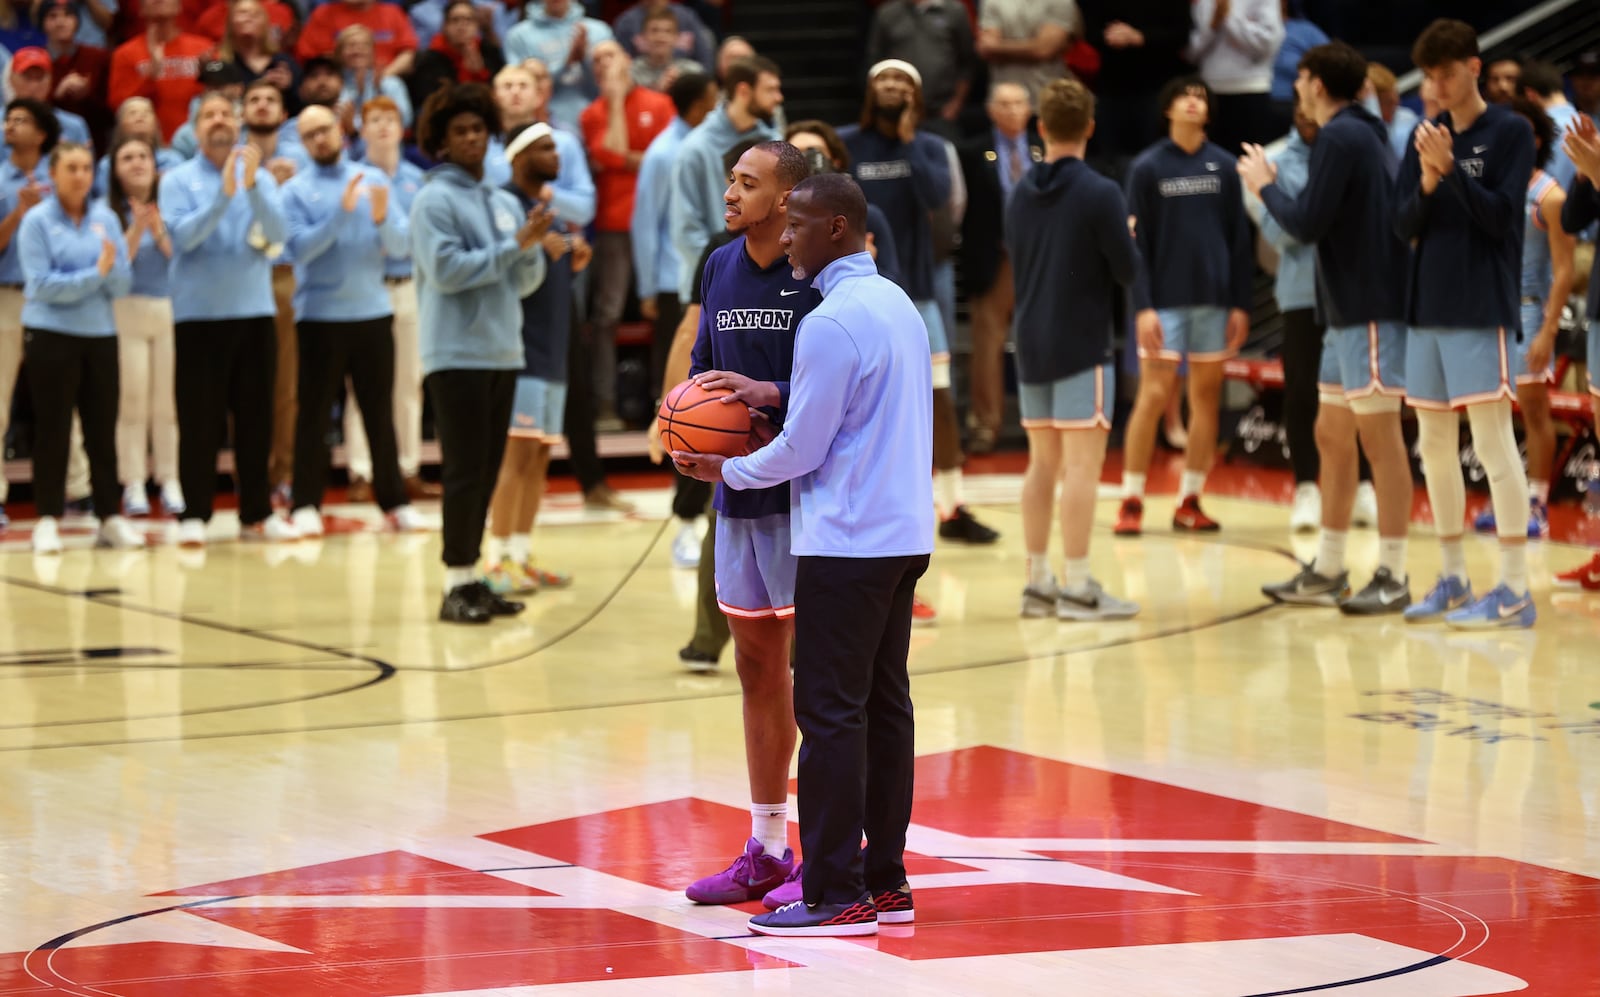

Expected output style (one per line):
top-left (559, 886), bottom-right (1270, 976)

top-left (966, 255), bottom-right (1014, 436)
top-left (344, 278), bottom-right (421, 479)
top-left (270, 266), bottom-right (297, 488)
top-left (114, 295), bottom-right (178, 485)
top-left (0, 288), bottom-right (87, 503)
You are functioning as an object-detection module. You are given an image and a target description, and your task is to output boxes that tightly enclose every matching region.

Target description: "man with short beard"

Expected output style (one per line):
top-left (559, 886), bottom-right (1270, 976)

top-left (160, 91), bottom-right (298, 547)
top-left (483, 62), bottom-right (594, 225)
top-left (668, 55), bottom-right (780, 303)
top-left (840, 60), bottom-right (999, 558)
top-left (280, 103), bottom-right (422, 538)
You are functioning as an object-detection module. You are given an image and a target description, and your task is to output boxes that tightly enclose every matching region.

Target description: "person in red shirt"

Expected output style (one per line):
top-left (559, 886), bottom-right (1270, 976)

top-left (409, 0), bottom-right (504, 113)
top-left (578, 39), bottom-right (671, 429)
top-left (107, 0), bottom-right (212, 140)
top-left (194, 0), bottom-right (297, 49)
top-left (295, 0), bottom-right (415, 79)
top-left (41, 0), bottom-right (111, 147)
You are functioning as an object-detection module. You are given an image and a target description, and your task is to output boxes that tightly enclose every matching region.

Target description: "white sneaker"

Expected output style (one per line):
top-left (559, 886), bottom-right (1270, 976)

top-left (290, 506), bottom-right (324, 537)
top-left (1351, 482), bottom-right (1378, 528)
top-left (177, 518), bottom-right (207, 548)
top-left (386, 504), bottom-right (426, 532)
top-left (124, 483), bottom-right (151, 517)
top-left (97, 515), bottom-right (146, 549)
top-left (32, 516), bottom-right (62, 554)
top-left (160, 480), bottom-right (186, 516)
top-left (1290, 482), bottom-right (1320, 533)
top-left (671, 521), bottom-right (701, 568)
top-left (242, 515), bottom-right (300, 543)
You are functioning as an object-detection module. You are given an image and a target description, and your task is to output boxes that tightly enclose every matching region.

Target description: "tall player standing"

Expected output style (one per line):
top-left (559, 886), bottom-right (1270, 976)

top-left (677, 140), bottom-right (819, 910)
top-left (1394, 18), bottom-right (1536, 629)
top-left (1007, 78), bottom-right (1141, 620)
top-left (1239, 41), bottom-right (1415, 614)
top-left (1115, 77), bottom-right (1254, 536)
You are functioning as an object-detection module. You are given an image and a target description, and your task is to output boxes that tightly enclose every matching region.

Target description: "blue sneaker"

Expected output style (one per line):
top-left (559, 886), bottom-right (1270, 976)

top-left (748, 897), bottom-right (878, 937)
top-left (1403, 575), bottom-right (1473, 623)
top-left (0, 504), bottom-right (8, 531)
top-left (1473, 500), bottom-right (1549, 539)
top-left (1471, 507), bottom-right (1496, 533)
top-left (1446, 584), bottom-right (1536, 630)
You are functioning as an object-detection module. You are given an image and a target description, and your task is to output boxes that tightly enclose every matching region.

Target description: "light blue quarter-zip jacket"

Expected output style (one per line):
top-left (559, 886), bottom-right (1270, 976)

top-left (282, 157), bottom-right (409, 322)
top-left (158, 153), bottom-right (288, 322)
top-left (18, 197), bottom-right (132, 335)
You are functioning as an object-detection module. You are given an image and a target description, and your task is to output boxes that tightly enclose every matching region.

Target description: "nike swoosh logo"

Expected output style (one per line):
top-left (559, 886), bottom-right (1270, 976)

top-left (1473, 145), bottom-right (1488, 153)
top-left (1497, 599), bottom-right (1531, 619)
top-left (779, 289), bottom-right (799, 296)
top-left (1378, 588), bottom-right (1405, 605)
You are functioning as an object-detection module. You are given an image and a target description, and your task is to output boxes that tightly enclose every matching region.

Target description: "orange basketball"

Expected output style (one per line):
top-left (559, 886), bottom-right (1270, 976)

top-left (658, 380), bottom-right (752, 458)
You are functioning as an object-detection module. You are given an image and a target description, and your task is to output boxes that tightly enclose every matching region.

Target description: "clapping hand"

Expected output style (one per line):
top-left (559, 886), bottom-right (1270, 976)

top-left (1565, 115), bottom-right (1600, 186)
top-left (96, 238), bottom-right (116, 276)
top-left (1236, 143), bottom-right (1276, 196)
top-left (516, 203), bottom-right (554, 249)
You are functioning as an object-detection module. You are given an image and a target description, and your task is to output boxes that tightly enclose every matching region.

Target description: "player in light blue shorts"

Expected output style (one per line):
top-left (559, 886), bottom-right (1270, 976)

top-left (1019, 365), bottom-right (1115, 431)
top-left (1148, 305), bottom-right (1233, 363)
top-left (714, 514), bottom-right (797, 619)
top-left (1403, 326), bottom-right (1517, 411)
top-left (510, 376), bottom-right (567, 442)
top-left (1317, 321), bottom-right (1407, 408)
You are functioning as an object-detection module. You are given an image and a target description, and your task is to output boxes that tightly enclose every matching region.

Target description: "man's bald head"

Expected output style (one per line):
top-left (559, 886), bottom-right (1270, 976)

top-left (791, 172), bottom-right (867, 232)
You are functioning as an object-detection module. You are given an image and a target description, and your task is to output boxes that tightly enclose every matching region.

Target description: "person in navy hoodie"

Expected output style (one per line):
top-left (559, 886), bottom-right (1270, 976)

top-left (17, 141), bottom-right (144, 554)
top-left (1394, 18), bottom-right (1536, 630)
top-left (1007, 78), bottom-right (1141, 623)
top-left (839, 59), bottom-right (998, 549)
top-left (160, 91), bottom-right (299, 548)
top-left (280, 103), bottom-right (423, 539)
top-left (1115, 76), bottom-right (1254, 537)
top-left (1240, 41), bottom-right (1415, 617)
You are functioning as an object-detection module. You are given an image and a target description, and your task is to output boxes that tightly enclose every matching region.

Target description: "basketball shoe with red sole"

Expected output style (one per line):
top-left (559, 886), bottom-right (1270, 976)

top-left (1114, 497), bottom-right (1143, 536)
top-left (1173, 495), bottom-right (1220, 532)
top-left (1553, 553), bottom-right (1600, 591)
top-left (912, 595), bottom-right (938, 627)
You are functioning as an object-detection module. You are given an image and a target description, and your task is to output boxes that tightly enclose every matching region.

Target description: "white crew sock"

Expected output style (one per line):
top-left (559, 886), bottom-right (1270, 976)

top-left (1501, 543), bottom-right (1529, 595)
top-left (1064, 557), bottom-right (1091, 592)
top-left (485, 535), bottom-right (508, 565)
top-left (1027, 552), bottom-right (1051, 588)
top-left (1379, 537), bottom-right (1408, 577)
top-left (1180, 470), bottom-right (1207, 501)
top-left (1529, 479), bottom-right (1549, 504)
top-left (752, 802), bottom-right (789, 857)
top-left (1440, 538), bottom-right (1468, 584)
top-left (1314, 529), bottom-right (1347, 577)
top-left (444, 566), bottom-right (476, 593)
top-left (509, 533), bottom-right (532, 565)
top-left (934, 469), bottom-right (963, 519)
top-left (1122, 471), bottom-right (1147, 499)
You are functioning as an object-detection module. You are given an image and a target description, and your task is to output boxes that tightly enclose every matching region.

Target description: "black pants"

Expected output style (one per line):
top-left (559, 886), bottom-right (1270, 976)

top-left (564, 305), bottom-right (605, 493)
top-left (1281, 309), bottom-right (1373, 486)
top-left (24, 328), bottom-right (120, 519)
top-left (175, 317), bottom-right (276, 525)
top-left (672, 475), bottom-right (711, 521)
top-left (427, 368), bottom-right (514, 568)
top-left (648, 291), bottom-right (683, 399)
top-left (292, 318), bottom-right (405, 512)
top-left (794, 552), bottom-right (929, 905)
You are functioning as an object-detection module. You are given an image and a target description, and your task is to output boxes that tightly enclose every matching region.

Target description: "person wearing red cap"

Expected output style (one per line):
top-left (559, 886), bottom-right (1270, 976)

top-left (39, 0), bottom-right (110, 149)
top-left (107, 0), bottom-right (211, 141)
top-left (8, 47), bottom-right (93, 149)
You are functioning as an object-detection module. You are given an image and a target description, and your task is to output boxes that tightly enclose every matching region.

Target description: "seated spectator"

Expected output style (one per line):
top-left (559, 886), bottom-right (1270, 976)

top-left (167, 57), bottom-right (244, 157)
top-left (333, 23), bottom-right (410, 128)
top-left (41, 0), bottom-right (109, 148)
top-left (194, 0), bottom-right (294, 48)
top-left (503, 0), bottom-right (613, 132)
top-left (9, 46), bottom-right (91, 147)
top-left (107, 0), bottom-right (210, 141)
top-left (213, 0), bottom-right (299, 109)
top-left (408, 0), bottom-right (507, 53)
top-left (613, 0), bottom-right (712, 69)
top-left (1366, 62), bottom-right (1417, 164)
top-left (0, 1), bottom-right (45, 52)
top-left (93, 95), bottom-right (180, 193)
top-left (410, 0), bottom-right (503, 112)
top-left (295, 0), bottom-right (415, 80)
top-left (1270, 0), bottom-right (1327, 127)
top-left (30, 0), bottom-right (113, 48)
top-left (630, 5), bottom-right (700, 91)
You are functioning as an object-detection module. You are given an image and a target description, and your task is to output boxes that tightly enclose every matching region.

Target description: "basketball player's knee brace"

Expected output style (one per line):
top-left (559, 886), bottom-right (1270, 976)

top-left (1466, 401), bottom-right (1530, 539)
top-left (1413, 408), bottom-right (1458, 472)
top-left (931, 356), bottom-right (951, 390)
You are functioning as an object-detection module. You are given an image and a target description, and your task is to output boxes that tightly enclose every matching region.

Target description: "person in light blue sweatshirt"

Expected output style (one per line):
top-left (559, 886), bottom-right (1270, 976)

top-left (668, 55), bottom-right (781, 300)
top-left (281, 103), bottom-right (421, 539)
top-left (160, 90), bottom-right (297, 548)
top-left (410, 82), bottom-right (552, 625)
top-left (673, 174), bottom-right (933, 939)
top-left (17, 141), bottom-right (143, 554)
top-left (502, 0), bottom-right (615, 132)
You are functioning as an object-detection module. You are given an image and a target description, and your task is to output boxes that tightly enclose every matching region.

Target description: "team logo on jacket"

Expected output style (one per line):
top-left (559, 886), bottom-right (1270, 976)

top-left (716, 308), bottom-right (794, 332)
top-left (1158, 175), bottom-right (1222, 197)
top-left (857, 160), bottom-right (913, 181)
top-left (1458, 158), bottom-right (1484, 178)
top-left (495, 209), bottom-right (517, 232)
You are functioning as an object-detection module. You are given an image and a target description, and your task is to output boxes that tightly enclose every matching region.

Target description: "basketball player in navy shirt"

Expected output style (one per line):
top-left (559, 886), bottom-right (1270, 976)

top-left (1239, 41), bottom-right (1415, 615)
top-left (1116, 77), bottom-right (1254, 536)
top-left (677, 140), bottom-right (820, 912)
top-left (1394, 19), bottom-right (1536, 629)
